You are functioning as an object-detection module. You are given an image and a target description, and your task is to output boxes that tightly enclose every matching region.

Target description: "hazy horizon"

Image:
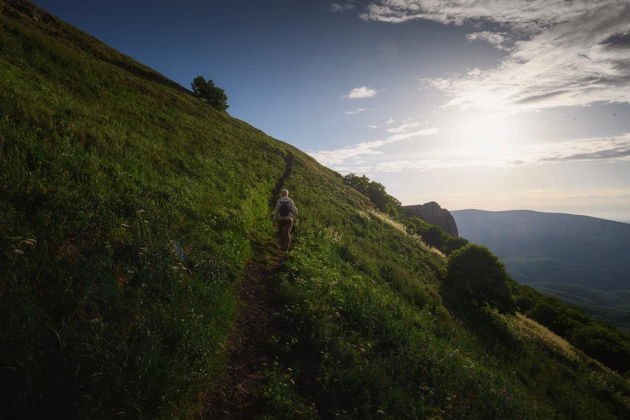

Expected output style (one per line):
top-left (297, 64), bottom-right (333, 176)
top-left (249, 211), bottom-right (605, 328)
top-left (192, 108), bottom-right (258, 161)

top-left (449, 207), bottom-right (630, 224)
top-left (33, 0), bottom-right (630, 221)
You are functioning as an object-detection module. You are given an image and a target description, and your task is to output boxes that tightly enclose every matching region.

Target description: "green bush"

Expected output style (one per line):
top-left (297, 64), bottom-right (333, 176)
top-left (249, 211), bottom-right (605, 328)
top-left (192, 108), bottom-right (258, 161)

top-left (343, 173), bottom-right (401, 216)
top-left (515, 285), bottom-right (630, 374)
top-left (191, 75), bottom-right (229, 111)
top-left (403, 215), bottom-right (468, 255)
top-left (571, 324), bottom-right (630, 373)
top-left (444, 244), bottom-right (516, 314)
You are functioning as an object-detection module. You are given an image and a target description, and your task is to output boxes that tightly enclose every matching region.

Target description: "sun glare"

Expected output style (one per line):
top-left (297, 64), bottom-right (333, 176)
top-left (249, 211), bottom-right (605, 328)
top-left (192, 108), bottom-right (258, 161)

top-left (450, 113), bottom-right (517, 162)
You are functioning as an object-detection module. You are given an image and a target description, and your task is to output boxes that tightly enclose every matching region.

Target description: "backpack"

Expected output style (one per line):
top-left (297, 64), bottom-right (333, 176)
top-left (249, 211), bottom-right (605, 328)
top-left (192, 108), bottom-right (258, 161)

top-left (279, 201), bottom-right (291, 217)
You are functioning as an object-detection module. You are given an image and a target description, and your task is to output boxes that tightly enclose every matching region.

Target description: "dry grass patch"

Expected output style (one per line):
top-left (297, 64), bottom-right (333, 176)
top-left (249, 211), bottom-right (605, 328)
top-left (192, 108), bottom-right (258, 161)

top-left (510, 313), bottom-right (582, 362)
top-left (367, 210), bottom-right (446, 258)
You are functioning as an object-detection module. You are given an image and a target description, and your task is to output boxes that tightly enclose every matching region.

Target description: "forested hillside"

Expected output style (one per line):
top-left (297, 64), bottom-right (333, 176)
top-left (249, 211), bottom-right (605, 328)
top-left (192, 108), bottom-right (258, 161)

top-left (453, 209), bottom-right (630, 330)
top-left (1, 1), bottom-right (629, 418)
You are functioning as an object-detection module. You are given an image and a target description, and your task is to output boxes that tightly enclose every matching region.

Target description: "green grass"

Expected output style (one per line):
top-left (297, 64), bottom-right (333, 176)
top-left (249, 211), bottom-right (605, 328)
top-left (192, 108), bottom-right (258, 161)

top-left (257, 157), bottom-right (630, 419)
top-left (1, 1), bottom-right (629, 418)
top-left (1, 2), bottom-right (290, 416)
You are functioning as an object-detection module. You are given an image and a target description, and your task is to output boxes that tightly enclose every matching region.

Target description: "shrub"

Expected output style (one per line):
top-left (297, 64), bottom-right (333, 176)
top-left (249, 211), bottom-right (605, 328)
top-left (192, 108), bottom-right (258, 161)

top-left (571, 324), bottom-right (630, 373)
top-left (191, 75), bottom-right (229, 111)
top-left (403, 216), bottom-right (468, 255)
top-left (444, 236), bottom-right (469, 254)
top-left (343, 173), bottom-right (401, 216)
top-left (443, 244), bottom-right (516, 314)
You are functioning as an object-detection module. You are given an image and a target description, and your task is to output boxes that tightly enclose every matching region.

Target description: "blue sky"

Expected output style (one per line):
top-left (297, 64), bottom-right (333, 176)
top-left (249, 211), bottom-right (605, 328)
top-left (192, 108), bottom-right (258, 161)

top-left (33, 0), bottom-right (630, 221)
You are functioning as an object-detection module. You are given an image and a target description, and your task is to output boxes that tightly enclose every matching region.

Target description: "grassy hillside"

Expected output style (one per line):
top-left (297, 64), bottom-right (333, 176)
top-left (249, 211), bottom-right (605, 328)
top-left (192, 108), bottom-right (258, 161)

top-left (1, 1), bottom-right (629, 418)
top-left (453, 209), bottom-right (630, 330)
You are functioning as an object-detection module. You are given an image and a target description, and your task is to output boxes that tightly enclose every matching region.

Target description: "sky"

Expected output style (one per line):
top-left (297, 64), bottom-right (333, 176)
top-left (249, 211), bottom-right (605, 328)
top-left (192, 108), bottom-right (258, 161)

top-left (33, 0), bottom-right (630, 221)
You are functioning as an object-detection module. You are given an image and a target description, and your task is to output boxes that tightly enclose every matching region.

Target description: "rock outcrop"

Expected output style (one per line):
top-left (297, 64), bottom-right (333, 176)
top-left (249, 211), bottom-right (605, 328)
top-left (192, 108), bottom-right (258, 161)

top-left (404, 202), bottom-right (459, 236)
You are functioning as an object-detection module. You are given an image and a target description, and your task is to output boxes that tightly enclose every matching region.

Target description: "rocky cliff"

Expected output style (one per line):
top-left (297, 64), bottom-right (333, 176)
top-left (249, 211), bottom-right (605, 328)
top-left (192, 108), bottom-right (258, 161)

top-left (404, 201), bottom-right (459, 236)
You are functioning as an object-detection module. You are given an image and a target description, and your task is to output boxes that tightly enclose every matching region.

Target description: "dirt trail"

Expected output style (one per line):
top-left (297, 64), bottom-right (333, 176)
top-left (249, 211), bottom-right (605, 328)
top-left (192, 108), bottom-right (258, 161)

top-left (201, 152), bottom-right (293, 418)
top-left (270, 152), bottom-right (294, 207)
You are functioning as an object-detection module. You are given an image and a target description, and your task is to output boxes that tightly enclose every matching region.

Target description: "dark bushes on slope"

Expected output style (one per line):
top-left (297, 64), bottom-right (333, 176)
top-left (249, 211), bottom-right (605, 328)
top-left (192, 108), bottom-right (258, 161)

top-left (403, 215), bottom-right (468, 255)
top-left (443, 244), bottom-right (516, 314)
top-left (343, 173), bottom-right (401, 217)
top-left (516, 286), bottom-right (630, 374)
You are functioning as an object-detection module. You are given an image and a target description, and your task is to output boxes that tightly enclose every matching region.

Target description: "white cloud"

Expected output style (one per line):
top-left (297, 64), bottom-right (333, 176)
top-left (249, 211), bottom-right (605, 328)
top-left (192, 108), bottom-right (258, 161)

top-left (330, 133), bottom-right (630, 173)
top-left (386, 121), bottom-right (422, 133)
top-left (361, 1), bottom-right (630, 111)
top-left (521, 134), bottom-right (630, 163)
top-left (465, 31), bottom-right (509, 51)
top-left (346, 86), bottom-right (377, 99)
top-left (331, 2), bottom-right (355, 13)
top-left (360, 0), bottom-right (597, 27)
top-left (345, 107), bottom-right (372, 115)
top-left (309, 127), bottom-right (439, 166)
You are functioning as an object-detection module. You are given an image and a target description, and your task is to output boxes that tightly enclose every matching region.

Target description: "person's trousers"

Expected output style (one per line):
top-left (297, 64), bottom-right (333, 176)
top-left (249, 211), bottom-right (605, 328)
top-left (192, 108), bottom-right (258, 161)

top-left (277, 219), bottom-right (293, 251)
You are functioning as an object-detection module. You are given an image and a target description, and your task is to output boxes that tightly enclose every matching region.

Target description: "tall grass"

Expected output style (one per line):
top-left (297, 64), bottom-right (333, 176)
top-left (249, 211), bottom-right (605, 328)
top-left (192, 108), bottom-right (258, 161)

top-left (257, 156), bottom-right (630, 419)
top-left (0, 3), bottom-right (289, 416)
top-left (1, 2), bottom-right (629, 418)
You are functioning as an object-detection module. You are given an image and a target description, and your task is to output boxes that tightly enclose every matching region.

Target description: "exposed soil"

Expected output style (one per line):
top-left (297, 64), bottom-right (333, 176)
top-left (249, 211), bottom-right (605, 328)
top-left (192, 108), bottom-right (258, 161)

top-left (201, 152), bottom-right (294, 418)
top-left (201, 248), bottom-right (286, 418)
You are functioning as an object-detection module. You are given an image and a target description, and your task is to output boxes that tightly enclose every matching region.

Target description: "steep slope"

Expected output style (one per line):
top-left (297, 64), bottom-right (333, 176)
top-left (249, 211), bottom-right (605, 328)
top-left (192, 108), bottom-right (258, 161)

top-left (1, 1), bottom-right (629, 418)
top-left (453, 209), bottom-right (630, 329)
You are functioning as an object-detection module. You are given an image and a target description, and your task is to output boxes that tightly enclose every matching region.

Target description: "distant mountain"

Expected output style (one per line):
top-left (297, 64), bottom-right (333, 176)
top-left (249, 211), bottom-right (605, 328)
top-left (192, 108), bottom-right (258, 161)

top-left (403, 201), bottom-right (459, 236)
top-left (452, 209), bottom-right (630, 329)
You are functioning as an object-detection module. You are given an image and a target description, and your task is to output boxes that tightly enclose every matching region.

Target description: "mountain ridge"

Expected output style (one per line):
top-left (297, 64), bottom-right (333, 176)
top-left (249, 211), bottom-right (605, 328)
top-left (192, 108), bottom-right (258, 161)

top-left (453, 208), bottom-right (630, 329)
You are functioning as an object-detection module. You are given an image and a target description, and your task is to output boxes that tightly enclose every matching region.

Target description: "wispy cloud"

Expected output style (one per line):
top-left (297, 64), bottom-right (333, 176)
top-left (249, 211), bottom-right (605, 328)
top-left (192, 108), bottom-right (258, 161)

top-left (345, 86), bottom-right (377, 99)
top-left (360, 1), bottom-right (630, 111)
top-left (523, 134), bottom-right (630, 163)
top-left (345, 107), bottom-right (372, 115)
top-left (310, 127), bottom-right (439, 166)
top-left (331, 2), bottom-right (355, 13)
top-left (465, 31), bottom-right (510, 51)
top-left (330, 133), bottom-right (630, 173)
top-left (361, 0), bottom-right (599, 28)
top-left (386, 121), bottom-right (422, 133)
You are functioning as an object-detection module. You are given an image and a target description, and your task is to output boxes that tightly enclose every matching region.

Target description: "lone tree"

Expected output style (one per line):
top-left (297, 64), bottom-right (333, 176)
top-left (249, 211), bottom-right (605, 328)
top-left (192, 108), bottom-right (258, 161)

top-left (443, 243), bottom-right (516, 314)
top-left (191, 76), bottom-right (228, 111)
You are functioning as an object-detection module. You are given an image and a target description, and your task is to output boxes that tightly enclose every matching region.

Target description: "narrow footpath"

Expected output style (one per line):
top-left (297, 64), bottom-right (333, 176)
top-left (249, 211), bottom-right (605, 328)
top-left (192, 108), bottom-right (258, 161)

top-left (202, 152), bottom-right (293, 418)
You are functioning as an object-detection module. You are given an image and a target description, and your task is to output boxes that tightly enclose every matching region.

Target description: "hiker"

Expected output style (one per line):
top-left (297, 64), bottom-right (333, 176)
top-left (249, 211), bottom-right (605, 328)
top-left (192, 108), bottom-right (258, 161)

top-left (273, 189), bottom-right (298, 252)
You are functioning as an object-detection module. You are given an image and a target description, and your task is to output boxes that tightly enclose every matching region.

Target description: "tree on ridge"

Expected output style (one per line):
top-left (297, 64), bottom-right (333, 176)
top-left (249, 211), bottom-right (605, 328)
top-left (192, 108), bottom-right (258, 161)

top-left (191, 76), bottom-right (228, 111)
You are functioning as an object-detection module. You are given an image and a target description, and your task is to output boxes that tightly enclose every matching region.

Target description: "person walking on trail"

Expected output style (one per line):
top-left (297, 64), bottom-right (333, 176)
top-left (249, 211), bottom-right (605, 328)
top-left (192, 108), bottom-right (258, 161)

top-left (273, 189), bottom-right (298, 252)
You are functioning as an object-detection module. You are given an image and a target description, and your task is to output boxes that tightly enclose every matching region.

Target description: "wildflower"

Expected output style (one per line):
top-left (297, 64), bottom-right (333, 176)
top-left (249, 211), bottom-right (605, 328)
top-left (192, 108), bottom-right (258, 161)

top-left (14, 249), bottom-right (24, 255)
top-left (22, 239), bottom-right (37, 246)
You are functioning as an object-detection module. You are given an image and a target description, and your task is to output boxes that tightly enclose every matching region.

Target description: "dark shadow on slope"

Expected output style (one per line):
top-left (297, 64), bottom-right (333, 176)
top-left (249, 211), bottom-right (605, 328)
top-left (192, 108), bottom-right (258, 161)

top-left (202, 243), bottom-right (286, 418)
